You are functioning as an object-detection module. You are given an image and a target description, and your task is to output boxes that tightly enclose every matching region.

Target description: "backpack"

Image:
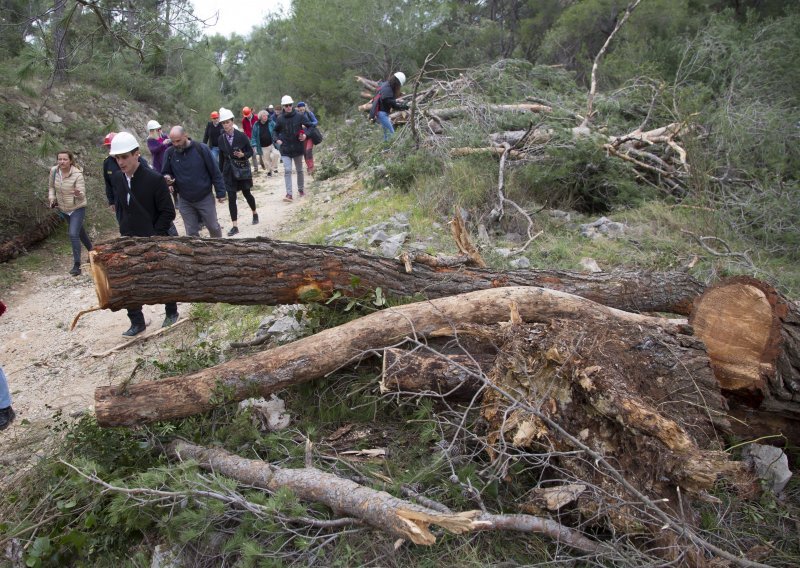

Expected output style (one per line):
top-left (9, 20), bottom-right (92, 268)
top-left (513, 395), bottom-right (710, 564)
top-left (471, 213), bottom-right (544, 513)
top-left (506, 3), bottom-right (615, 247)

top-left (368, 82), bottom-right (385, 122)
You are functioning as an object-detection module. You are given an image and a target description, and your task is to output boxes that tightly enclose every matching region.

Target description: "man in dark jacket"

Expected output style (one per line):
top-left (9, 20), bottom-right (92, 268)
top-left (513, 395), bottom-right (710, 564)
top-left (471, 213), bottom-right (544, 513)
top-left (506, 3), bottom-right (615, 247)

top-left (202, 111), bottom-right (223, 167)
top-left (163, 126), bottom-right (226, 238)
top-left (274, 95), bottom-right (309, 201)
top-left (102, 131), bottom-right (149, 229)
top-left (108, 132), bottom-right (178, 336)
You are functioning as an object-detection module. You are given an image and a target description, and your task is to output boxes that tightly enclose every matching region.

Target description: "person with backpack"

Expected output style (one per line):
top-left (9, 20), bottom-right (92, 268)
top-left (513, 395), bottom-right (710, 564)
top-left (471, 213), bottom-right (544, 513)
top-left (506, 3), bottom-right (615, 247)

top-left (202, 111), bottom-right (224, 167)
top-left (48, 150), bottom-right (93, 276)
top-left (162, 126), bottom-right (227, 238)
top-left (107, 132), bottom-right (178, 336)
top-left (274, 95), bottom-right (307, 201)
top-left (218, 107), bottom-right (259, 235)
top-left (371, 72), bottom-right (410, 141)
top-left (296, 101), bottom-right (319, 174)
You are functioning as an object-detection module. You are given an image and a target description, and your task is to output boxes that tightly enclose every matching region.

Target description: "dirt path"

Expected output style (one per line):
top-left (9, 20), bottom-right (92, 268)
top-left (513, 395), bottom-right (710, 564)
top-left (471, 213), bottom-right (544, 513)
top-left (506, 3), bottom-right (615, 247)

top-left (0, 168), bottom-right (308, 436)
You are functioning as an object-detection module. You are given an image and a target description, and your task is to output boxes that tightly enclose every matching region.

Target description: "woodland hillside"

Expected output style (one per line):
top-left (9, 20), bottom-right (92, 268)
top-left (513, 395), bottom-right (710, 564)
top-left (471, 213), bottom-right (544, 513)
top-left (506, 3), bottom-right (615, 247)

top-left (1, 1), bottom-right (799, 567)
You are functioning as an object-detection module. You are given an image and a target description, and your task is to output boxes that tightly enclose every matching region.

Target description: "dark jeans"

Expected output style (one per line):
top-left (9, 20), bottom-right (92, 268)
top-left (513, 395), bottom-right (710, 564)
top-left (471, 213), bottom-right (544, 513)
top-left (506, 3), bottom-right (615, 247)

top-left (127, 303), bottom-right (178, 327)
top-left (67, 207), bottom-right (92, 265)
top-left (227, 188), bottom-right (256, 222)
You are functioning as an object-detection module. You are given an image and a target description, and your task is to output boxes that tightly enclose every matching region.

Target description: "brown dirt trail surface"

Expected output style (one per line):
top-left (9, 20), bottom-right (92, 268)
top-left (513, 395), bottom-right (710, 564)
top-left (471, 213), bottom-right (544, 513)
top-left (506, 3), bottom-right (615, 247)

top-left (0, 169), bottom-right (308, 449)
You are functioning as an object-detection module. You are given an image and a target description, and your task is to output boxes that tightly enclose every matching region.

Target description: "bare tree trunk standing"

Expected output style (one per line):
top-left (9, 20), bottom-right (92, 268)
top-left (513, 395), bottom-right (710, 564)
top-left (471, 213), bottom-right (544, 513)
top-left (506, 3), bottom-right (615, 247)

top-left (50, 0), bottom-right (68, 86)
top-left (88, 237), bottom-right (704, 315)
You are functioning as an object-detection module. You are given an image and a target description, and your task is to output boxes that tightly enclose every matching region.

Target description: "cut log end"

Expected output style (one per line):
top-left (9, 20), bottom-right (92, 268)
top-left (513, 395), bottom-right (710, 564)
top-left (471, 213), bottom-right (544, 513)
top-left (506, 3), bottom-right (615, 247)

top-left (89, 249), bottom-right (111, 310)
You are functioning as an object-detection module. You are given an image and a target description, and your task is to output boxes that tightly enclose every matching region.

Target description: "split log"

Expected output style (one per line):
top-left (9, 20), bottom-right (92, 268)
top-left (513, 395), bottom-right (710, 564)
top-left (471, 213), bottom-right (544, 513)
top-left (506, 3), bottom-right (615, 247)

top-left (0, 211), bottom-right (63, 263)
top-left (94, 286), bottom-right (689, 426)
top-left (380, 348), bottom-right (491, 400)
top-left (168, 440), bottom-right (602, 552)
top-left (691, 277), bottom-right (800, 445)
top-left (88, 237), bottom-right (703, 315)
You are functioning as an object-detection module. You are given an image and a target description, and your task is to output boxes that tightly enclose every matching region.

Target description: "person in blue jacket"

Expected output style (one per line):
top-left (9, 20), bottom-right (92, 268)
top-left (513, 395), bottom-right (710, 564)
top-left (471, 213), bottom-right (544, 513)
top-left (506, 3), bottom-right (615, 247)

top-left (163, 126), bottom-right (227, 238)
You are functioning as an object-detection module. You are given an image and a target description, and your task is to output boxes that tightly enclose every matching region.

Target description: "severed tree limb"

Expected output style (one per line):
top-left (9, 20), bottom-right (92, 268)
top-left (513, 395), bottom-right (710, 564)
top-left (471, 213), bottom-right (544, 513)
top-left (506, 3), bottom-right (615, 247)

top-left (168, 440), bottom-right (603, 552)
top-left (582, 0), bottom-right (643, 127)
top-left (450, 146), bottom-right (527, 159)
top-left (94, 286), bottom-right (690, 427)
top-left (449, 210), bottom-right (486, 267)
top-left (492, 142), bottom-right (543, 255)
top-left (88, 237), bottom-right (704, 315)
top-left (380, 347), bottom-right (490, 400)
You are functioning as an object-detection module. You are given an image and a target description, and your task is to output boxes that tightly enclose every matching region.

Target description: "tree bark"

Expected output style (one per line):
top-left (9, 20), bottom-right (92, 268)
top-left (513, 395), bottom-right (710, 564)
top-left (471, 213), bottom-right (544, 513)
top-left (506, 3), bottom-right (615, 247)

top-left (0, 212), bottom-right (63, 263)
top-left (168, 440), bottom-right (602, 552)
top-left (380, 348), bottom-right (492, 400)
top-left (94, 286), bottom-right (689, 426)
top-left (88, 236), bottom-right (704, 315)
top-left (691, 277), bottom-right (800, 445)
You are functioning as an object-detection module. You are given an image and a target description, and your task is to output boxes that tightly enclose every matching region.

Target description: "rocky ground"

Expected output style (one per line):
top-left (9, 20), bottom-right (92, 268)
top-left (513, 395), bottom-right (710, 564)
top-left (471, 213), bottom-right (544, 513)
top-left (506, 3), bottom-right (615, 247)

top-left (0, 167), bottom-right (335, 469)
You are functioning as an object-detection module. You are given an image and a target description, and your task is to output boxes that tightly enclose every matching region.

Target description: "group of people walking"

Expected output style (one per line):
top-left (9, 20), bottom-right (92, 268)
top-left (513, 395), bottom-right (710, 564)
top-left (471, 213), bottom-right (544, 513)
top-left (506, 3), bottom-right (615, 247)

top-left (50, 96), bottom-right (323, 336)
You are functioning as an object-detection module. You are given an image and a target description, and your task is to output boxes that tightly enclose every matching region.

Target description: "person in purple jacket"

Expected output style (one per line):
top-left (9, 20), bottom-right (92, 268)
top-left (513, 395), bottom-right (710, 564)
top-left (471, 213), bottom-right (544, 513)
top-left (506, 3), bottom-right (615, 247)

top-left (146, 120), bottom-right (171, 173)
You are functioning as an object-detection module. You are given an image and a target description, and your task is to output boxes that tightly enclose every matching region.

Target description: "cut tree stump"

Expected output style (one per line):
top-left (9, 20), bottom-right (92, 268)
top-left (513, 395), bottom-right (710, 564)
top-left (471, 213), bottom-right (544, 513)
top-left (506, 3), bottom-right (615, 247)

top-left (88, 236), bottom-right (703, 315)
top-left (94, 286), bottom-right (689, 426)
top-left (691, 276), bottom-right (800, 445)
top-left (168, 440), bottom-right (602, 552)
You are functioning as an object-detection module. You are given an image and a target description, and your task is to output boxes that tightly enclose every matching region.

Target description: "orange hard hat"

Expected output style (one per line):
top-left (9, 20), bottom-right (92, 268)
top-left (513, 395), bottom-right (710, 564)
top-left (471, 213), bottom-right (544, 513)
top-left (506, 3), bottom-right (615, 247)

top-left (210, 111), bottom-right (220, 119)
top-left (242, 106), bottom-right (252, 117)
top-left (103, 132), bottom-right (117, 146)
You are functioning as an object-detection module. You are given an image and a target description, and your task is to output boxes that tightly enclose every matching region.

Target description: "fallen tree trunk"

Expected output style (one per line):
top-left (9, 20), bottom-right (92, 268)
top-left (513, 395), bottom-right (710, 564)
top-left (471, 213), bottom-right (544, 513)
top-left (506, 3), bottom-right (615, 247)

top-left (429, 104), bottom-right (552, 120)
top-left (95, 286), bottom-right (688, 426)
top-left (0, 211), bottom-right (64, 263)
top-left (88, 237), bottom-right (703, 315)
top-left (450, 147), bottom-right (527, 159)
top-left (691, 277), bottom-right (800, 445)
top-left (169, 440), bottom-right (602, 552)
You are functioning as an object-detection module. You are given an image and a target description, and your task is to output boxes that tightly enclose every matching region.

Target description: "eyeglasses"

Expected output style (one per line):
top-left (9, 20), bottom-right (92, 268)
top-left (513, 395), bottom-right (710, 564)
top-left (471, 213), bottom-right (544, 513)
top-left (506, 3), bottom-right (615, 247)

top-left (113, 152), bottom-right (134, 160)
top-left (283, 104), bottom-right (293, 108)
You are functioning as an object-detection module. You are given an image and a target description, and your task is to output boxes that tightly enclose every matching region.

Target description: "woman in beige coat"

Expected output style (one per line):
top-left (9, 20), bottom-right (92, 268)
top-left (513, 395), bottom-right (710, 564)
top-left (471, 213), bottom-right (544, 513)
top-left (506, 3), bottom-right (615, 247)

top-left (48, 150), bottom-right (93, 276)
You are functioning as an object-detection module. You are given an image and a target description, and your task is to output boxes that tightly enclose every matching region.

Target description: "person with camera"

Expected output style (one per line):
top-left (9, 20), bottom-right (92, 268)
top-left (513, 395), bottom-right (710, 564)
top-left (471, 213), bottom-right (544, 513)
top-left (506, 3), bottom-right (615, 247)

top-left (48, 150), bottom-right (93, 276)
top-left (274, 95), bottom-right (307, 201)
top-left (218, 107), bottom-right (258, 236)
top-left (108, 132), bottom-right (178, 336)
top-left (375, 72), bottom-right (410, 141)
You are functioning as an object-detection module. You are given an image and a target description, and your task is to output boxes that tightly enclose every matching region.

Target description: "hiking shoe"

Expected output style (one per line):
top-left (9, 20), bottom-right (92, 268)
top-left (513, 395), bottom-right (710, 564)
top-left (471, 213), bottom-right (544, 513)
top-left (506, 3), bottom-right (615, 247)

top-left (283, 194), bottom-right (293, 202)
top-left (162, 313), bottom-right (179, 328)
top-left (69, 264), bottom-right (81, 276)
top-left (227, 226), bottom-right (239, 236)
top-left (252, 213), bottom-right (259, 225)
top-left (298, 191), bottom-right (305, 198)
top-left (267, 171), bottom-right (272, 177)
top-left (122, 324), bottom-right (146, 337)
top-left (0, 406), bottom-right (15, 431)
top-left (273, 169), bottom-right (279, 174)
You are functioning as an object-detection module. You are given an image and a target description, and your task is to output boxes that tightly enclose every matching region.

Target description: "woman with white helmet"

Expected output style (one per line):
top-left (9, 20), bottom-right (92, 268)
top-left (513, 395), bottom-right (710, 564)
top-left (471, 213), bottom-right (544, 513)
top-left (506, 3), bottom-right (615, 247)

top-left (375, 72), bottom-right (410, 142)
top-left (146, 119), bottom-right (171, 174)
top-left (217, 107), bottom-right (259, 236)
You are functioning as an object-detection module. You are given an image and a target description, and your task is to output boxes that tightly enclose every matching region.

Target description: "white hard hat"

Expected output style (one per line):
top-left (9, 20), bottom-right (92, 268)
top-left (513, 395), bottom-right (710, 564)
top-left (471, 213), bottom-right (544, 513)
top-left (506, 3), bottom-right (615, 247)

top-left (146, 120), bottom-right (161, 131)
top-left (281, 95), bottom-right (294, 105)
top-left (109, 132), bottom-right (139, 155)
top-left (218, 107), bottom-right (234, 121)
top-left (393, 72), bottom-right (406, 86)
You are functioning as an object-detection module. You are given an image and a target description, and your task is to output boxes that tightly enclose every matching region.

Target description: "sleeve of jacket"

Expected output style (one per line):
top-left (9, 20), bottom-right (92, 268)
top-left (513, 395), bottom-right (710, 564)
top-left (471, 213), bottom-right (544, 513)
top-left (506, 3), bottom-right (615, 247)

top-left (102, 161), bottom-right (115, 205)
top-left (239, 132), bottom-right (253, 158)
top-left (74, 170), bottom-right (86, 197)
top-left (152, 175), bottom-right (176, 235)
top-left (305, 111), bottom-right (319, 127)
top-left (147, 137), bottom-right (167, 164)
top-left (202, 144), bottom-right (227, 198)
top-left (48, 166), bottom-right (57, 201)
top-left (250, 122), bottom-right (261, 151)
top-left (161, 147), bottom-right (174, 177)
top-left (202, 122), bottom-right (211, 144)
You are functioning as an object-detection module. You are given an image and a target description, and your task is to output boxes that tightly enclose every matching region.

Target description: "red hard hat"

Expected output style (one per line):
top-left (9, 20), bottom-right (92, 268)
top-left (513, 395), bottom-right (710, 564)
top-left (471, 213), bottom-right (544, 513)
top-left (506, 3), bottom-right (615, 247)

top-left (103, 132), bottom-right (117, 146)
top-left (242, 106), bottom-right (252, 117)
top-left (210, 111), bottom-right (219, 119)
